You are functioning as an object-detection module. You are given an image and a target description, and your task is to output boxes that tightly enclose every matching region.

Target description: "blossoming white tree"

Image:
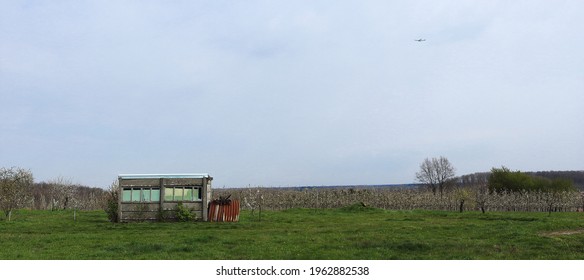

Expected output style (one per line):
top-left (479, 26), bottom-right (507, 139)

top-left (0, 167), bottom-right (33, 221)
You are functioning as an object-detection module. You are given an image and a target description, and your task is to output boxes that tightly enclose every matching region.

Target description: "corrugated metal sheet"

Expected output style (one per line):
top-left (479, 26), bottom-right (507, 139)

top-left (208, 199), bottom-right (240, 222)
top-left (118, 173), bottom-right (212, 179)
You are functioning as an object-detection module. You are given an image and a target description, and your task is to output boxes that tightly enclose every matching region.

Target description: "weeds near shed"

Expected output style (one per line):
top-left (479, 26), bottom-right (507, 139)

top-left (176, 202), bottom-right (195, 222)
top-left (103, 181), bottom-right (119, 222)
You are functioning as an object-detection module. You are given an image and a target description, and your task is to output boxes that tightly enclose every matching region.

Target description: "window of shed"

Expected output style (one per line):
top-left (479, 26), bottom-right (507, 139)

top-left (164, 186), bottom-right (201, 201)
top-left (131, 189), bottom-right (141, 202)
top-left (121, 187), bottom-right (160, 202)
top-left (142, 189), bottom-right (151, 201)
top-left (164, 188), bottom-right (174, 201)
top-left (174, 188), bottom-right (184, 201)
top-left (151, 188), bottom-right (160, 202)
top-left (122, 189), bottom-right (132, 202)
top-left (184, 188), bottom-right (193, 201)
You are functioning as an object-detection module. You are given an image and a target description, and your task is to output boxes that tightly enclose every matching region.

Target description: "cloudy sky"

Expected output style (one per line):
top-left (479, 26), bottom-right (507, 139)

top-left (1, 1), bottom-right (583, 188)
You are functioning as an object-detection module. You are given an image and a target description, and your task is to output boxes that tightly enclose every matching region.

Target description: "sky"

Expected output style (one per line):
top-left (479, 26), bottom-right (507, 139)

top-left (1, 0), bottom-right (583, 188)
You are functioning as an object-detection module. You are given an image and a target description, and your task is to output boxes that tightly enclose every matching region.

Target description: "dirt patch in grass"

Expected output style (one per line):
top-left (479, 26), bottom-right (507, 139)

top-left (540, 229), bottom-right (584, 237)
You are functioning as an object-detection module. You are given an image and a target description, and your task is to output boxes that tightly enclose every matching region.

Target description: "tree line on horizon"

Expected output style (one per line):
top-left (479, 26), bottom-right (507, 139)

top-left (414, 156), bottom-right (583, 193)
top-left (457, 169), bottom-right (584, 192)
top-left (1, 164), bottom-right (583, 221)
top-left (412, 156), bottom-right (583, 214)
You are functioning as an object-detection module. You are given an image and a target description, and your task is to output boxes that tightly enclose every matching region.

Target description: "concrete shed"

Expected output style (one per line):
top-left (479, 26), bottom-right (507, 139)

top-left (118, 173), bottom-right (212, 222)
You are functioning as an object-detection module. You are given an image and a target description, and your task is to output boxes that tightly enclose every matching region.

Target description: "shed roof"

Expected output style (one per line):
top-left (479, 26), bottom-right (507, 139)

top-left (118, 173), bottom-right (212, 180)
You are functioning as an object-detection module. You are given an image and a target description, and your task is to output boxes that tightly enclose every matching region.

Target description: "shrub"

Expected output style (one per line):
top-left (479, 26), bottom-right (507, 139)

top-left (176, 202), bottom-right (195, 222)
top-left (489, 167), bottom-right (577, 193)
top-left (103, 181), bottom-right (119, 222)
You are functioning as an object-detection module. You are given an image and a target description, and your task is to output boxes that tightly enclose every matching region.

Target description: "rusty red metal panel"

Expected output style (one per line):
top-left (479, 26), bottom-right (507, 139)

top-left (208, 199), bottom-right (240, 222)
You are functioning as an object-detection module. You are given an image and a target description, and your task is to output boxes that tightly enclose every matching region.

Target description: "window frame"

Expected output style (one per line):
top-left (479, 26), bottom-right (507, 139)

top-left (121, 187), bottom-right (161, 203)
top-left (163, 186), bottom-right (202, 202)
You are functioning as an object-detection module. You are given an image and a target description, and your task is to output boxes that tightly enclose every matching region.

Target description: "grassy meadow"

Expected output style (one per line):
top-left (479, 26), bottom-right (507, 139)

top-left (1, 206), bottom-right (584, 260)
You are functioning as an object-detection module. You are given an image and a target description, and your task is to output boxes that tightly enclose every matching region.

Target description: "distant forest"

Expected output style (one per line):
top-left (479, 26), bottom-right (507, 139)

top-left (527, 171), bottom-right (584, 190)
top-left (458, 170), bottom-right (584, 191)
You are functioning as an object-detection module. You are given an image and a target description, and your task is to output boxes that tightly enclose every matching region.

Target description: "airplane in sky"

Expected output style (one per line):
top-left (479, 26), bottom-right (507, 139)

top-left (414, 38), bottom-right (426, 42)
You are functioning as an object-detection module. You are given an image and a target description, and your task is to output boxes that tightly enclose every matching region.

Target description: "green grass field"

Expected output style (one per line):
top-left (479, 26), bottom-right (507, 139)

top-left (1, 205), bottom-right (584, 259)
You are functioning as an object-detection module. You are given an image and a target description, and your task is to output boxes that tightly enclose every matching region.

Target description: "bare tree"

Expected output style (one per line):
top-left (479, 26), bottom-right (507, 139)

top-left (0, 167), bottom-right (33, 221)
top-left (415, 156), bottom-right (456, 197)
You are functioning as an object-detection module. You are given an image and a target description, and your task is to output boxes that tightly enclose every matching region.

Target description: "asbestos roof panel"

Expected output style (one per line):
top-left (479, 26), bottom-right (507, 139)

top-left (118, 173), bottom-right (212, 179)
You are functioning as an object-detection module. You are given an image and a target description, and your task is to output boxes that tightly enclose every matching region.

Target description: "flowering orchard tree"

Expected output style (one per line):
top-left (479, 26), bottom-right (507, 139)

top-left (0, 167), bottom-right (33, 221)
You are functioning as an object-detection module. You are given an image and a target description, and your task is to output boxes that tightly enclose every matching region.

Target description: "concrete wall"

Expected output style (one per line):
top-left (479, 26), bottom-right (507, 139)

top-left (118, 175), bottom-right (211, 222)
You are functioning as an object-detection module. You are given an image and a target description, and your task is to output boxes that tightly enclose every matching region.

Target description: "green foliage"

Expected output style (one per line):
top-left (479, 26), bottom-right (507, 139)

top-left (103, 181), bottom-right (119, 222)
top-left (453, 188), bottom-right (473, 213)
top-left (157, 209), bottom-right (172, 221)
top-left (550, 178), bottom-right (575, 192)
top-left (489, 167), bottom-right (576, 193)
top-left (104, 199), bottom-right (118, 222)
top-left (176, 202), bottom-right (195, 222)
